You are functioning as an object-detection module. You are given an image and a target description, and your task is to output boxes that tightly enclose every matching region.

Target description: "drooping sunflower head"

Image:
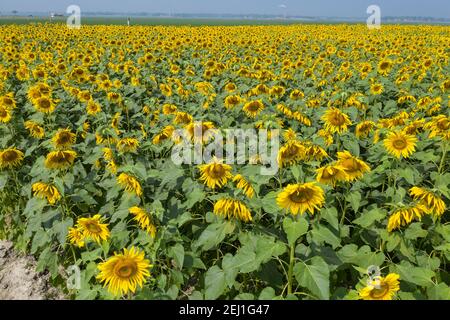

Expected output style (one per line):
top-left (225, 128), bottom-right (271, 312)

top-left (0, 148), bottom-right (24, 170)
top-left (321, 107), bottom-right (351, 134)
top-left (277, 182), bottom-right (325, 215)
top-left (32, 182), bottom-right (61, 205)
top-left (355, 120), bottom-right (376, 139)
top-left (97, 247), bottom-right (152, 296)
top-left (243, 100), bottom-right (264, 118)
top-left (359, 273), bottom-right (400, 300)
top-left (198, 158), bottom-right (233, 189)
top-left (116, 138), bottom-right (139, 153)
top-left (45, 150), bottom-right (77, 170)
top-left (224, 95), bottom-right (242, 109)
top-left (277, 140), bottom-right (306, 168)
top-left (117, 173), bottom-right (143, 197)
top-left (77, 214), bottom-right (110, 244)
top-left (409, 186), bottom-right (446, 217)
top-left (67, 227), bottom-right (85, 248)
top-left (213, 198), bottom-right (252, 222)
top-left (129, 207), bottom-right (156, 238)
top-left (302, 144), bottom-right (328, 162)
top-left (185, 121), bottom-right (216, 143)
top-left (24, 120), bottom-right (45, 139)
top-left (387, 204), bottom-right (425, 232)
top-left (316, 164), bottom-right (349, 187)
top-left (383, 131), bottom-right (417, 159)
top-left (233, 174), bottom-right (255, 199)
top-left (336, 151), bottom-right (371, 181)
top-left (52, 128), bottom-right (76, 150)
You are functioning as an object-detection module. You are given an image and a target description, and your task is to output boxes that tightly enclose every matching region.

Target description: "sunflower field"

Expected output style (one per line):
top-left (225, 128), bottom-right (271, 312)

top-left (0, 23), bottom-right (449, 300)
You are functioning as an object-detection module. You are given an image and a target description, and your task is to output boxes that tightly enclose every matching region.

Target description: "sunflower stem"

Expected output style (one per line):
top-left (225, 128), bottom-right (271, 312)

top-left (287, 241), bottom-right (295, 296)
top-left (438, 141), bottom-right (447, 174)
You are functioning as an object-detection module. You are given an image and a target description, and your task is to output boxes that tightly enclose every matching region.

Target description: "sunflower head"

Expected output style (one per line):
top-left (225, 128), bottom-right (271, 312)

top-left (52, 129), bottom-right (76, 150)
top-left (321, 107), bottom-right (351, 134)
top-left (277, 182), bottom-right (325, 215)
top-left (116, 138), bottom-right (139, 153)
top-left (213, 198), bottom-right (252, 222)
top-left (198, 157), bottom-right (233, 189)
top-left (277, 140), bottom-right (306, 168)
top-left (316, 164), bottom-right (349, 187)
top-left (409, 186), bottom-right (446, 217)
top-left (129, 207), bottom-right (157, 238)
top-left (359, 273), bottom-right (400, 300)
top-left (45, 150), bottom-right (77, 170)
top-left (0, 106), bottom-right (12, 123)
top-left (117, 173), bottom-right (143, 197)
top-left (0, 148), bottom-right (24, 170)
top-left (77, 214), bottom-right (110, 244)
top-left (336, 151), bottom-right (371, 181)
top-left (243, 100), bottom-right (264, 118)
top-left (67, 227), bottom-right (85, 248)
top-left (33, 96), bottom-right (56, 113)
top-left (383, 131), bottom-right (417, 159)
top-left (97, 247), bottom-right (152, 296)
top-left (32, 182), bottom-right (61, 205)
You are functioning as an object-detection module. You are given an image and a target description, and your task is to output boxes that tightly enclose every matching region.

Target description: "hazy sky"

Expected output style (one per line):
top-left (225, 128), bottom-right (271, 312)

top-left (0, 0), bottom-right (449, 18)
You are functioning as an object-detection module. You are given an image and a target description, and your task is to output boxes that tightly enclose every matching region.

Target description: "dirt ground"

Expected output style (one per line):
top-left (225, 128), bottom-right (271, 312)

top-left (0, 240), bottom-right (65, 300)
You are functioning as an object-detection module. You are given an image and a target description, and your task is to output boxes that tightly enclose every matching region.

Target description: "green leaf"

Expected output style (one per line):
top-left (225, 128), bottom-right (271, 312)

top-left (404, 223), bottom-right (427, 240)
top-left (168, 243), bottom-right (185, 269)
top-left (310, 224), bottom-right (341, 249)
top-left (259, 287), bottom-right (276, 300)
top-left (395, 262), bottom-right (435, 287)
top-left (283, 216), bottom-right (309, 246)
top-left (182, 187), bottom-right (205, 209)
top-left (193, 221), bottom-right (235, 251)
top-left (345, 191), bottom-right (361, 213)
top-left (204, 266), bottom-right (227, 300)
top-left (427, 283), bottom-right (450, 300)
top-left (352, 208), bottom-right (385, 228)
top-left (293, 256), bottom-right (330, 300)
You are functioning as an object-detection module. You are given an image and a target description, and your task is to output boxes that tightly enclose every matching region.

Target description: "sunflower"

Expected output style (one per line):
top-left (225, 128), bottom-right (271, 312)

top-left (117, 173), bottom-right (143, 197)
top-left (33, 96), bottom-right (56, 113)
top-left (67, 227), bottom-right (85, 248)
top-left (224, 95), bottom-right (242, 109)
top-left (277, 140), bottom-right (306, 168)
top-left (213, 198), bottom-right (252, 222)
top-left (283, 128), bottom-right (297, 141)
top-left (0, 106), bottom-right (11, 123)
top-left (45, 150), bottom-right (77, 169)
top-left (303, 144), bottom-right (328, 162)
top-left (377, 59), bottom-right (393, 75)
top-left (97, 247), bottom-right (152, 296)
top-left (31, 182), bottom-right (61, 205)
top-left (185, 121), bottom-right (216, 144)
top-left (316, 165), bottom-right (349, 187)
top-left (52, 128), bottom-right (76, 150)
top-left (173, 111), bottom-right (193, 125)
top-left (336, 151), bottom-right (371, 181)
top-left (0, 94), bottom-right (16, 109)
top-left (198, 158), bottom-right (233, 189)
top-left (0, 148), bottom-right (24, 170)
top-left (383, 131), bottom-right (417, 159)
top-left (387, 204), bottom-right (426, 232)
top-left (277, 182), bottom-right (325, 215)
top-left (370, 83), bottom-right (384, 95)
top-left (86, 100), bottom-right (101, 115)
top-left (129, 207), bottom-right (156, 238)
top-left (162, 103), bottom-right (178, 115)
top-left (243, 100), bottom-right (264, 118)
top-left (116, 138), bottom-right (139, 153)
top-left (409, 187), bottom-right (446, 217)
top-left (152, 125), bottom-right (175, 144)
top-left (233, 174), bottom-right (255, 198)
top-left (359, 273), bottom-right (400, 300)
top-left (24, 120), bottom-right (45, 138)
top-left (77, 214), bottom-right (110, 243)
top-left (355, 120), bottom-right (376, 139)
top-left (321, 107), bottom-right (351, 134)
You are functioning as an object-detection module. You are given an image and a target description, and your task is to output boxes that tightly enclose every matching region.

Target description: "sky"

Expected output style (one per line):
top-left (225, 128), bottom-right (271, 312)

top-left (0, 0), bottom-right (449, 18)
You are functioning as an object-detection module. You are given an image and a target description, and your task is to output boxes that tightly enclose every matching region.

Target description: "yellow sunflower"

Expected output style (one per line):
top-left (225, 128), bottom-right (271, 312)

top-left (116, 138), bottom-right (139, 153)
top-left (33, 96), bottom-right (56, 113)
top-left (409, 187), bottom-right (446, 217)
top-left (198, 158), bottom-right (233, 189)
top-left (31, 182), bottom-right (61, 205)
top-left (213, 198), bottom-right (252, 222)
top-left (185, 121), bottom-right (216, 144)
top-left (321, 107), bottom-right (351, 134)
top-left (359, 273), bottom-right (400, 300)
top-left (370, 83), bottom-right (384, 95)
top-left (45, 150), bottom-right (77, 169)
top-left (316, 165), bottom-right (349, 187)
top-left (24, 120), bottom-right (45, 139)
top-left (383, 131), bottom-right (417, 159)
top-left (67, 227), bottom-right (85, 248)
top-left (233, 174), bottom-right (255, 198)
top-left (86, 100), bottom-right (101, 115)
top-left (97, 247), bottom-right (152, 296)
top-left (224, 95), bottom-right (242, 109)
top-left (243, 100), bottom-right (264, 118)
top-left (336, 151), bottom-right (371, 181)
top-left (277, 140), bottom-right (306, 168)
top-left (0, 148), bottom-right (24, 170)
top-left (117, 173), bottom-right (143, 197)
top-left (277, 182), bottom-right (325, 215)
top-left (77, 214), bottom-right (110, 243)
top-left (387, 204), bottom-right (426, 232)
top-left (355, 120), bottom-right (376, 139)
top-left (0, 105), bottom-right (11, 123)
top-left (52, 128), bottom-right (76, 150)
top-left (129, 207), bottom-right (157, 238)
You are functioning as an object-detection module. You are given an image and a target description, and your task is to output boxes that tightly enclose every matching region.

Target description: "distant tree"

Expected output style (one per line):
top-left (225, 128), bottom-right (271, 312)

top-left (12, 10), bottom-right (18, 15)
